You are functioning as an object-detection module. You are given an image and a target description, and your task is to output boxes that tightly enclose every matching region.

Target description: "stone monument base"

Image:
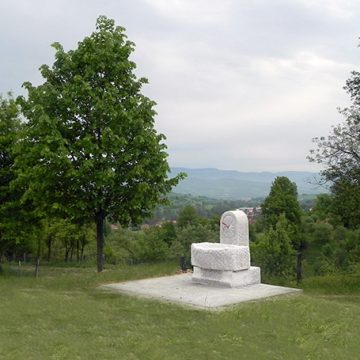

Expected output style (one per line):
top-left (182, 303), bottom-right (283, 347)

top-left (192, 266), bottom-right (261, 288)
top-left (102, 273), bottom-right (302, 310)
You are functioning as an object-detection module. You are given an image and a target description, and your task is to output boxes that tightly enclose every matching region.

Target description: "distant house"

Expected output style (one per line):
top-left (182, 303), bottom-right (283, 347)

top-left (238, 207), bottom-right (262, 224)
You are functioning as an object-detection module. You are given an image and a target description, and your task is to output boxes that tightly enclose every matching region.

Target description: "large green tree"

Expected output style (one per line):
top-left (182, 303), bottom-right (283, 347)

top-left (16, 16), bottom-right (183, 272)
top-left (308, 55), bottom-right (360, 229)
top-left (253, 214), bottom-right (295, 278)
top-left (329, 180), bottom-right (360, 229)
top-left (261, 176), bottom-right (303, 281)
top-left (261, 176), bottom-right (302, 230)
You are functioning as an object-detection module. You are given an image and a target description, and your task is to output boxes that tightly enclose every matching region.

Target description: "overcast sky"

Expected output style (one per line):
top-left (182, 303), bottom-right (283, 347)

top-left (1, 0), bottom-right (359, 172)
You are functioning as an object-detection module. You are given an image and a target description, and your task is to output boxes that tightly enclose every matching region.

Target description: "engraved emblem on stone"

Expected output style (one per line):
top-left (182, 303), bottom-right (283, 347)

top-left (221, 214), bottom-right (235, 238)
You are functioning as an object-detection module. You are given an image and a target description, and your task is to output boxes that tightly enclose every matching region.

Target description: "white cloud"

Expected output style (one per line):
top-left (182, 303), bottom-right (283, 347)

top-left (299, 0), bottom-right (358, 19)
top-left (143, 0), bottom-right (232, 25)
top-left (251, 51), bottom-right (354, 77)
top-left (0, 0), bottom-right (359, 172)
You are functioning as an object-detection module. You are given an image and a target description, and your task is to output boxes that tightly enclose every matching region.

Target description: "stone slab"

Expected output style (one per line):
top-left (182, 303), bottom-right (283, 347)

top-left (191, 243), bottom-right (250, 271)
top-left (192, 266), bottom-right (260, 287)
top-left (100, 273), bottom-right (302, 311)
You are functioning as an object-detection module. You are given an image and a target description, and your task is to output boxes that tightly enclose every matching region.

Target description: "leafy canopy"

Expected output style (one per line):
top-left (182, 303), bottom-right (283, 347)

top-left (253, 214), bottom-right (295, 278)
top-left (261, 176), bottom-right (302, 230)
top-left (308, 61), bottom-right (360, 187)
top-left (308, 46), bottom-right (360, 229)
top-left (16, 16), bottom-right (182, 226)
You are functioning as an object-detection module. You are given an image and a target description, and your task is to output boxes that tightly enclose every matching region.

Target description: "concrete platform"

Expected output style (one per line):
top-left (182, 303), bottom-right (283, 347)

top-left (100, 273), bottom-right (302, 310)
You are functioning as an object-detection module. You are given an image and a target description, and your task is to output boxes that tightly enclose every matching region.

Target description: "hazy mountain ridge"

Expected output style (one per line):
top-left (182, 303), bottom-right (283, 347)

top-left (171, 167), bottom-right (325, 200)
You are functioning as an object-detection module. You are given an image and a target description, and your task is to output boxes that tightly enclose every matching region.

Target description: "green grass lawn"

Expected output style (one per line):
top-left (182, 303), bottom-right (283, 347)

top-left (1, 262), bottom-right (360, 360)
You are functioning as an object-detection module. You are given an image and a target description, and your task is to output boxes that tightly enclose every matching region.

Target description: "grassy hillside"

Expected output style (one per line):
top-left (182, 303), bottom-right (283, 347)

top-left (1, 263), bottom-right (360, 359)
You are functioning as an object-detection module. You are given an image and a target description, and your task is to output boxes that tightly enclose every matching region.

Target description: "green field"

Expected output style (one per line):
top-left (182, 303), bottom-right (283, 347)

top-left (1, 263), bottom-right (360, 360)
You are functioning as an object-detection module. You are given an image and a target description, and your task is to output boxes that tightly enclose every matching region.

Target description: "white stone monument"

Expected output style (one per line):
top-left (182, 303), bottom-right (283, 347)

top-left (191, 210), bottom-right (261, 287)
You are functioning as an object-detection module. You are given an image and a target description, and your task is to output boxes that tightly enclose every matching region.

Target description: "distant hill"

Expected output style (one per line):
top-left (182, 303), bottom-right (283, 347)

top-left (171, 167), bottom-right (326, 200)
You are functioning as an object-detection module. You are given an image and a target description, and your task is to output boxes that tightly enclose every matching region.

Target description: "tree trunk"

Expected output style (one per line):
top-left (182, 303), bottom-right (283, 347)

top-left (70, 244), bottom-right (74, 262)
top-left (47, 237), bottom-right (52, 262)
top-left (80, 241), bottom-right (85, 262)
top-left (64, 243), bottom-right (71, 262)
top-left (296, 251), bottom-right (303, 284)
top-left (96, 210), bottom-right (105, 272)
top-left (76, 239), bottom-right (80, 263)
top-left (35, 237), bottom-right (41, 278)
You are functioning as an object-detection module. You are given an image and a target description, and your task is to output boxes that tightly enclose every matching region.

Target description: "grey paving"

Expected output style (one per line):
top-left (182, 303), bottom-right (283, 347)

top-left (100, 273), bottom-right (302, 310)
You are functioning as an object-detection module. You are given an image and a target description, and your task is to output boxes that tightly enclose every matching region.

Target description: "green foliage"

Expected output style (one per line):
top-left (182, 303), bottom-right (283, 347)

top-left (104, 226), bottom-right (172, 265)
top-left (310, 221), bottom-right (333, 247)
top-left (159, 221), bottom-right (177, 246)
top-left (252, 214), bottom-right (295, 277)
top-left (136, 228), bottom-right (171, 262)
top-left (308, 53), bottom-right (360, 229)
top-left (308, 105), bottom-right (360, 188)
top-left (0, 94), bottom-right (25, 256)
top-left (311, 194), bottom-right (334, 222)
top-left (310, 187), bottom-right (360, 230)
top-left (15, 16), bottom-right (183, 271)
top-left (299, 209), bottom-right (360, 276)
top-left (261, 176), bottom-right (303, 277)
top-left (102, 214), bottom-right (218, 267)
top-left (262, 176), bottom-right (302, 230)
top-left (0, 95), bottom-right (20, 193)
top-left (176, 205), bottom-right (199, 228)
top-left (40, 218), bottom-right (94, 262)
top-left (329, 180), bottom-right (360, 229)
top-left (102, 227), bottom-right (139, 264)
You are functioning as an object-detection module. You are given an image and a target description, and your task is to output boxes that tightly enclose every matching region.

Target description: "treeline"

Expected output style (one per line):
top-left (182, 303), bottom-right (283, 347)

top-left (103, 177), bottom-right (360, 281)
top-left (105, 207), bottom-right (219, 267)
top-left (0, 202), bottom-right (219, 269)
top-left (250, 177), bottom-right (360, 281)
top-left (144, 193), bottom-right (263, 224)
top-left (1, 219), bottom-right (95, 265)
top-left (2, 172), bottom-right (360, 283)
top-left (145, 192), bottom-right (316, 225)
